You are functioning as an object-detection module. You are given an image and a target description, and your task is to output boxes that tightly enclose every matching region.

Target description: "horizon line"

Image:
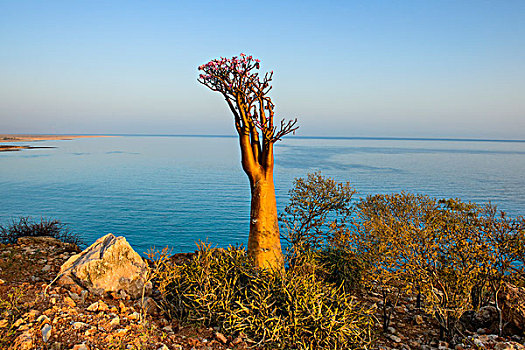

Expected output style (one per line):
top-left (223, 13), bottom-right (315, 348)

top-left (3, 133), bottom-right (525, 143)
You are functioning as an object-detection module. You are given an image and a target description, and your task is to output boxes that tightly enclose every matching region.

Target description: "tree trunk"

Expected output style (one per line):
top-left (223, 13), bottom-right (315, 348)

top-left (247, 174), bottom-right (284, 271)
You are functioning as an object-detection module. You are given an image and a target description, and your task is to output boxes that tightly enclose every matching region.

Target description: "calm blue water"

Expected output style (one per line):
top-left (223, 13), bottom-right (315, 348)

top-left (1, 135), bottom-right (524, 254)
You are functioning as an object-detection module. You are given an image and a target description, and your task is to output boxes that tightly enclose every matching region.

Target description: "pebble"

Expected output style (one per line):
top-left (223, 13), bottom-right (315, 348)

top-left (109, 316), bottom-right (120, 327)
top-left (216, 331), bottom-right (228, 343)
top-left (388, 334), bottom-right (402, 343)
top-left (87, 301), bottom-right (99, 312)
top-left (128, 311), bottom-right (141, 320)
top-left (72, 321), bottom-right (90, 329)
top-left (68, 291), bottom-right (81, 301)
top-left (42, 323), bottom-right (53, 342)
top-left (85, 327), bottom-right (97, 336)
top-left (64, 296), bottom-right (76, 307)
top-left (72, 344), bottom-right (90, 350)
top-left (42, 264), bottom-right (52, 272)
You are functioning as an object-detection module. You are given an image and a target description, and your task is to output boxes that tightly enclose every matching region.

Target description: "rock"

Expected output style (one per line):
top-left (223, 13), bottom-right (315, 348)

top-left (57, 233), bottom-right (151, 299)
top-left (72, 344), bottom-right (90, 350)
top-left (68, 291), bottom-right (81, 301)
top-left (216, 332), bottom-right (228, 343)
top-left (141, 297), bottom-right (160, 316)
top-left (85, 328), bottom-right (97, 336)
top-left (42, 323), bottom-right (53, 342)
top-left (86, 301), bottom-right (98, 311)
top-left (438, 341), bottom-right (450, 349)
top-left (128, 311), bottom-right (141, 320)
top-left (157, 345), bottom-right (169, 350)
top-left (13, 331), bottom-right (33, 350)
top-left (109, 316), bottom-right (120, 327)
top-left (499, 282), bottom-right (525, 333)
top-left (64, 296), bottom-right (76, 307)
top-left (388, 334), bottom-right (402, 343)
top-left (42, 264), bottom-right (52, 272)
top-left (98, 300), bottom-right (109, 311)
top-left (72, 322), bottom-right (89, 329)
top-left (475, 306), bottom-right (498, 326)
top-left (86, 300), bottom-right (109, 312)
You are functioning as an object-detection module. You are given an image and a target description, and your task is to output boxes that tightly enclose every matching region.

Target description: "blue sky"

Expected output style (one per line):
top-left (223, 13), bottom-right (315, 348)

top-left (1, 1), bottom-right (524, 138)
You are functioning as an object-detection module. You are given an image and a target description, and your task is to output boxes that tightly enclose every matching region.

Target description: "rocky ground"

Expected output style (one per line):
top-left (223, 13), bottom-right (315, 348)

top-left (0, 238), bottom-right (239, 350)
top-left (0, 237), bottom-right (523, 350)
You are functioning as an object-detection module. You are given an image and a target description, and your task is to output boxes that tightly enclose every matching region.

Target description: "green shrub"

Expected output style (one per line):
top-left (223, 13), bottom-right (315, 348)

top-left (280, 172), bottom-right (358, 253)
top-left (0, 216), bottom-right (85, 246)
top-left (152, 242), bottom-right (375, 350)
top-left (279, 172), bottom-right (364, 291)
top-left (355, 194), bottom-right (525, 339)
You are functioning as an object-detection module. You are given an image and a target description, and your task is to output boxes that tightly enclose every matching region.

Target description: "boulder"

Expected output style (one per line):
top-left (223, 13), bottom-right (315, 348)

top-left (499, 282), bottom-right (525, 334)
top-left (57, 234), bottom-right (151, 299)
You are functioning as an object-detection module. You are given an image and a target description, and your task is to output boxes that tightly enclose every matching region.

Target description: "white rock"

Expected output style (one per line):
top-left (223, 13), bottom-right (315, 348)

top-left (72, 322), bottom-right (90, 329)
top-left (58, 233), bottom-right (151, 299)
top-left (42, 323), bottom-right (52, 342)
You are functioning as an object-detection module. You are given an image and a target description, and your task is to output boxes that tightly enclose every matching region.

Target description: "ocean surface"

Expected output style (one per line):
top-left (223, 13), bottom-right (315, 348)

top-left (1, 135), bottom-right (524, 255)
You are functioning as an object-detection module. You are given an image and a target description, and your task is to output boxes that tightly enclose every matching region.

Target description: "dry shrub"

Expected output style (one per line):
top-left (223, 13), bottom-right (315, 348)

top-left (0, 216), bottom-right (84, 246)
top-left (356, 194), bottom-right (525, 339)
top-left (151, 242), bottom-right (375, 350)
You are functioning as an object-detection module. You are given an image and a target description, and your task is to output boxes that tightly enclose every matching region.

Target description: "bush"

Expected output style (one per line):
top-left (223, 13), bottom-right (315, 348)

top-left (151, 242), bottom-right (376, 350)
top-left (0, 216), bottom-right (85, 247)
top-left (280, 171), bottom-right (358, 253)
top-left (355, 194), bottom-right (525, 339)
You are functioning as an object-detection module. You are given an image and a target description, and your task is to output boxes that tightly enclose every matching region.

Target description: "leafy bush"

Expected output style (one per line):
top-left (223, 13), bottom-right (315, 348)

top-left (355, 194), bottom-right (525, 338)
top-left (279, 172), bottom-right (364, 291)
top-left (0, 216), bottom-right (85, 246)
top-left (151, 242), bottom-right (375, 350)
top-left (280, 171), bottom-right (358, 253)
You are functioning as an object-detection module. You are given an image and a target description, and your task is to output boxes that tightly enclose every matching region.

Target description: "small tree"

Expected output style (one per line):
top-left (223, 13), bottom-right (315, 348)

top-left (198, 54), bottom-right (298, 270)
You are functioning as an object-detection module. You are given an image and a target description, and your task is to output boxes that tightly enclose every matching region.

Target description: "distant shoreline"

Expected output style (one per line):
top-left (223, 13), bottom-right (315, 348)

top-left (0, 134), bottom-right (113, 143)
top-left (0, 134), bottom-right (113, 152)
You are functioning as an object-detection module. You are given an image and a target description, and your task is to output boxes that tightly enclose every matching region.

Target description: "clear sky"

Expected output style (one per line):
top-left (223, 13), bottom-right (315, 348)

top-left (1, 1), bottom-right (524, 139)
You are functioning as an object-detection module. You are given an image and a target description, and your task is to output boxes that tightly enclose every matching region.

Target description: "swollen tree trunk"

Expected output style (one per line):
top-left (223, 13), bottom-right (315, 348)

top-left (247, 174), bottom-right (284, 270)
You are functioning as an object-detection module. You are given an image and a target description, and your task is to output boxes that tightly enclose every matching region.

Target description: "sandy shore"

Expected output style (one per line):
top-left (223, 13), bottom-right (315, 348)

top-left (0, 134), bottom-right (112, 142)
top-left (0, 134), bottom-right (113, 152)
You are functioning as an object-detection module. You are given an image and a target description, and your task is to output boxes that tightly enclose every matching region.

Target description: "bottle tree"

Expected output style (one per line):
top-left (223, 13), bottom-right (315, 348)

top-left (198, 54), bottom-right (298, 270)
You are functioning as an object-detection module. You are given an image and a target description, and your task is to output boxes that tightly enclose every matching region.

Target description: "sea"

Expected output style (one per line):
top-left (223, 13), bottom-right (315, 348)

top-left (1, 135), bottom-right (524, 255)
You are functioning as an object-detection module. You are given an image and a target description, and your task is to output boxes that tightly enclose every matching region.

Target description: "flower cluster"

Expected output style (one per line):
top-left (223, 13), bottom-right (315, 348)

top-left (197, 54), bottom-right (262, 92)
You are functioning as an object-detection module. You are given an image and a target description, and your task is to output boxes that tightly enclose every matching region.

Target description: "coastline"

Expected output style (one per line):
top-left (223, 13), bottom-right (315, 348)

top-left (0, 134), bottom-right (113, 152)
top-left (0, 134), bottom-right (113, 143)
